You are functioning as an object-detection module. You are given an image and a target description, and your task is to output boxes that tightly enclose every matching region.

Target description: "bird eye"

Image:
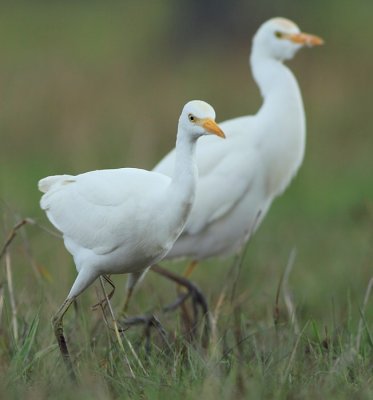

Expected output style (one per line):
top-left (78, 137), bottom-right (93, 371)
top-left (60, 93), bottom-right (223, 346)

top-left (275, 31), bottom-right (283, 39)
top-left (188, 114), bottom-right (195, 122)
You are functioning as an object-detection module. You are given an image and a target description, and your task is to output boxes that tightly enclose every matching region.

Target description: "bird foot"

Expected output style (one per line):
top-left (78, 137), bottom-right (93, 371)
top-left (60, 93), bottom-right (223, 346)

top-left (120, 313), bottom-right (170, 354)
top-left (151, 264), bottom-right (211, 347)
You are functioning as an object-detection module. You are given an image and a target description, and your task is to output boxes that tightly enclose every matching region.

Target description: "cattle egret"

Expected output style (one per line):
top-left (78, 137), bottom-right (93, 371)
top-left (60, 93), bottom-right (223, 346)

top-left (148, 18), bottom-right (323, 313)
top-left (39, 100), bottom-right (225, 375)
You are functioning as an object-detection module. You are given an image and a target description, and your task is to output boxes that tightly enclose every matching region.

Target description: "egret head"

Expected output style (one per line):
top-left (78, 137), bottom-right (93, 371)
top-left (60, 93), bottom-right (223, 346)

top-left (253, 17), bottom-right (324, 61)
top-left (179, 100), bottom-right (225, 139)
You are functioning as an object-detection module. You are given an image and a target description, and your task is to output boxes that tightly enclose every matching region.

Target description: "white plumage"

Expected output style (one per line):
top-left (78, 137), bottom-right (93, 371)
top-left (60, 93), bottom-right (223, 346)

top-left (40, 169), bottom-right (173, 270)
top-left (154, 18), bottom-right (323, 261)
top-left (39, 100), bottom-right (225, 368)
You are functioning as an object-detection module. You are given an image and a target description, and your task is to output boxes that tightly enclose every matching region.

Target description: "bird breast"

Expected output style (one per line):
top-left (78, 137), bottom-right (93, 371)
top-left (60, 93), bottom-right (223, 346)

top-left (258, 104), bottom-right (305, 197)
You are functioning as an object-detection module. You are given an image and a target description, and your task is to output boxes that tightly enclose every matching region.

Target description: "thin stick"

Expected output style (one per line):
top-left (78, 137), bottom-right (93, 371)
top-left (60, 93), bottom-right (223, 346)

top-left (0, 215), bottom-right (59, 312)
top-left (0, 284), bottom-right (4, 329)
top-left (356, 276), bottom-right (373, 352)
top-left (19, 222), bottom-right (43, 284)
top-left (229, 210), bottom-right (262, 305)
top-left (31, 219), bottom-right (62, 239)
top-left (282, 249), bottom-right (299, 335)
top-left (0, 215), bottom-right (62, 263)
top-left (5, 250), bottom-right (18, 343)
top-left (98, 277), bottom-right (135, 377)
top-left (98, 277), bottom-right (147, 377)
top-left (0, 219), bottom-right (30, 261)
top-left (274, 268), bottom-right (286, 327)
top-left (281, 320), bottom-right (309, 384)
top-left (211, 288), bottom-right (227, 346)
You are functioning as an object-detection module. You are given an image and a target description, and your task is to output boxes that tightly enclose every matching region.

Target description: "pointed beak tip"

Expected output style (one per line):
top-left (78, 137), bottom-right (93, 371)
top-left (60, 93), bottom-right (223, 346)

top-left (202, 119), bottom-right (226, 139)
top-left (289, 32), bottom-right (324, 47)
top-left (310, 36), bottom-right (324, 46)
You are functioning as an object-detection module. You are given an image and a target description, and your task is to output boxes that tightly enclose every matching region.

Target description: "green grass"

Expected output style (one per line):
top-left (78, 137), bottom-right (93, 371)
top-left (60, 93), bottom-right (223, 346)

top-left (1, 1), bottom-right (373, 399)
top-left (0, 240), bottom-right (372, 400)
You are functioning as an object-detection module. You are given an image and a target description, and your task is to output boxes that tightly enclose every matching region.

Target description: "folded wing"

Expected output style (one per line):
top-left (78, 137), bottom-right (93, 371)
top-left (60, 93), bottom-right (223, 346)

top-left (39, 169), bottom-right (170, 254)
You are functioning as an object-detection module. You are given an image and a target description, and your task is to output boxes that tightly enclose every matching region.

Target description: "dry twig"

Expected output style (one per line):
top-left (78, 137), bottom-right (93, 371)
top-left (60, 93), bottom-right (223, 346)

top-left (5, 251), bottom-right (18, 343)
top-left (0, 219), bottom-right (31, 261)
top-left (282, 249), bottom-right (299, 334)
top-left (355, 276), bottom-right (373, 352)
top-left (98, 276), bottom-right (147, 377)
top-left (0, 284), bottom-right (4, 329)
top-left (274, 248), bottom-right (299, 334)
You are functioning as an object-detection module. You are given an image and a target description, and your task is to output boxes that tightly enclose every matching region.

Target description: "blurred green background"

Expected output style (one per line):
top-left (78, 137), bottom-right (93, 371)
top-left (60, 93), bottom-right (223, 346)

top-left (0, 0), bottom-right (372, 327)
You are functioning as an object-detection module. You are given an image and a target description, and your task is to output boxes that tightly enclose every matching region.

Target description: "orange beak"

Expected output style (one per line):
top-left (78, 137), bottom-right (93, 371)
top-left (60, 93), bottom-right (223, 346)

top-left (285, 32), bottom-right (324, 47)
top-left (201, 118), bottom-right (226, 138)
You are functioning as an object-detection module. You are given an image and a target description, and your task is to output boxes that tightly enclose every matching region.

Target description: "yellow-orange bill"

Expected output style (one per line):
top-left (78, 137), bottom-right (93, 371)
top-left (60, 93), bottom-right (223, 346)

top-left (286, 32), bottom-right (324, 46)
top-left (202, 119), bottom-right (226, 138)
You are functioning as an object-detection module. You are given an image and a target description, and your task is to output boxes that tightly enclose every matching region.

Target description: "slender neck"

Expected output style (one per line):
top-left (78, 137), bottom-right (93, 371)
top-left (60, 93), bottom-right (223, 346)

top-left (169, 130), bottom-right (198, 197)
top-left (250, 50), bottom-right (304, 115)
top-left (249, 45), bottom-right (307, 195)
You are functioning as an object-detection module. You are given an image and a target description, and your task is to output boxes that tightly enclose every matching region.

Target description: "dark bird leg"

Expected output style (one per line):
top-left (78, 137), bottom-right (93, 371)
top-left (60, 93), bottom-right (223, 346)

top-left (121, 314), bottom-right (170, 355)
top-left (53, 268), bottom-right (100, 381)
top-left (151, 264), bottom-right (210, 347)
top-left (175, 260), bottom-right (199, 338)
top-left (120, 269), bottom-right (150, 317)
top-left (52, 297), bottom-right (76, 381)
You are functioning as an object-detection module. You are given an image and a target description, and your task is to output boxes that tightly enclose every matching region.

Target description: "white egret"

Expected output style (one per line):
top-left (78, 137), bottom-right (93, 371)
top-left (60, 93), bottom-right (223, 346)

top-left (147, 18), bottom-right (323, 312)
top-left (38, 100), bottom-right (225, 375)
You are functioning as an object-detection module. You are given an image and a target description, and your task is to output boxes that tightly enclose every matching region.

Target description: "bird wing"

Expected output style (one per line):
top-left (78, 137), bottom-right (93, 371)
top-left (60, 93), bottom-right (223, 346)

top-left (183, 151), bottom-right (256, 234)
top-left (39, 169), bottom-right (170, 254)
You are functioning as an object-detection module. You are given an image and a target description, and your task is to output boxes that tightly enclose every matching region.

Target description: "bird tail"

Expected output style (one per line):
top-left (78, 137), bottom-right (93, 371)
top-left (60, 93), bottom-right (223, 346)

top-left (38, 175), bottom-right (75, 193)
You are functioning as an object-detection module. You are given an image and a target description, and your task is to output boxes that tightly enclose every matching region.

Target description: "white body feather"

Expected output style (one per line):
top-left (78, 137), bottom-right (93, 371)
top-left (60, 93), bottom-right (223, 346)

top-left (40, 169), bottom-right (176, 271)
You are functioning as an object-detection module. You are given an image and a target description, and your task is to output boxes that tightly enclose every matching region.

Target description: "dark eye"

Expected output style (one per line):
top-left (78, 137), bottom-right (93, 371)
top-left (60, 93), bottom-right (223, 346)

top-left (275, 31), bottom-right (283, 39)
top-left (188, 114), bottom-right (195, 122)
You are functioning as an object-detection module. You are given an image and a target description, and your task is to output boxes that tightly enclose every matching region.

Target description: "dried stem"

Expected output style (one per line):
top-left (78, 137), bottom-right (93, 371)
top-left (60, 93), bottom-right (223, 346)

top-left (211, 288), bottom-right (227, 346)
top-left (274, 248), bottom-right (299, 334)
top-left (98, 277), bottom-right (147, 377)
top-left (0, 284), bottom-right (4, 329)
top-left (282, 249), bottom-right (299, 335)
top-left (229, 211), bottom-right (261, 305)
top-left (0, 214), bottom-right (62, 263)
top-left (5, 250), bottom-right (18, 343)
top-left (19, 222), bottom-right (43, 284)
top-left (0, 219), bottom-right (31, 261)
top-left (356, 276), bottom-right (373, 352)
top-left (281, 321), bottom-right (309, 384)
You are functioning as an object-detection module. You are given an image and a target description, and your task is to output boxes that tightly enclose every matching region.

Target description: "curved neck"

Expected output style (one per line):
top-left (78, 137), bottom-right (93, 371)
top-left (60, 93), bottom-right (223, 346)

top-left (250, 51), bottom-right (304, 118)
top-left (249, 48), bottom-right (307, 196)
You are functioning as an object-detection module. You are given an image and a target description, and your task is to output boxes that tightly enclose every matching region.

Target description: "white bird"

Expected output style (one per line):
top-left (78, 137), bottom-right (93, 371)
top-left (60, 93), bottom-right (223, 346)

top-left (38, 100), bottom-right (225, 374)
top-left (150, 18), bottom-right (323, 293)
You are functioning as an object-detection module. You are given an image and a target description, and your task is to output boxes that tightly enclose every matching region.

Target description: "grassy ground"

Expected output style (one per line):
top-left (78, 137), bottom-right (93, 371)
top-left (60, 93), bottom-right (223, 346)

top-left (1, 2), bottom-right (372, 399)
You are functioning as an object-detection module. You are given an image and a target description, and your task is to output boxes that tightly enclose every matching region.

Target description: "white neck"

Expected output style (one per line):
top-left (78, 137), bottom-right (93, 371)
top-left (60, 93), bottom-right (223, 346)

top-left (171, 131), bottom-right (198, 190)
top-left (248, 46), bottom-right (306, 149)
top-left (166, 129), bottom-right (198, 220)
top-left (250, 51), bottom-right (304, 116)
top-left (249, 47), bottom-right (306, 196)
